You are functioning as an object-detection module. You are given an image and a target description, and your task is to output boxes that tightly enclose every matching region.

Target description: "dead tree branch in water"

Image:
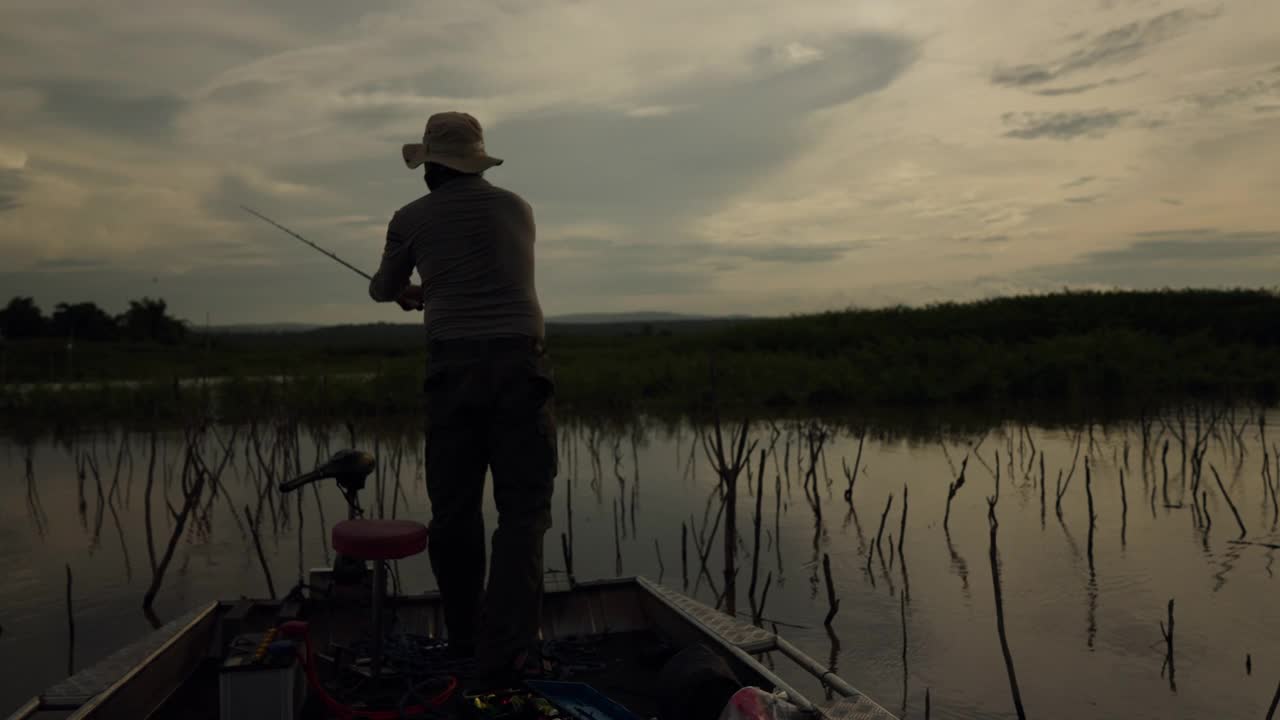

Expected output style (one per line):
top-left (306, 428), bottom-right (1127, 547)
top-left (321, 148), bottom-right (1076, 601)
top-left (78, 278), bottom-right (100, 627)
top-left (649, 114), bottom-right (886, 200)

top-left (988, 493), bottom-right (1027, 720)
top-left (701, 409), bottom-right (756, 616)
top-left (843, 428), bottom-right (867, 504)
top-left (944, 457), bottom-right (967, 533)
top-left (1266, 678), bottom-right (1280, 720)
top-left (749, 448), bottom-right (766, 616)
top-left (1211, 464), bottom-right (1248, 539)
top-left (875, 494), bottom-right (895, 560)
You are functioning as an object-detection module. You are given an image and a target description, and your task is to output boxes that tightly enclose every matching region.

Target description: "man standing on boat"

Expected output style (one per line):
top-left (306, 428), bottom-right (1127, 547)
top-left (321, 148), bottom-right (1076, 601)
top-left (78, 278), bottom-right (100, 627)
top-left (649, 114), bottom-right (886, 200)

top-left (368, 111), bottom-right (557, 685)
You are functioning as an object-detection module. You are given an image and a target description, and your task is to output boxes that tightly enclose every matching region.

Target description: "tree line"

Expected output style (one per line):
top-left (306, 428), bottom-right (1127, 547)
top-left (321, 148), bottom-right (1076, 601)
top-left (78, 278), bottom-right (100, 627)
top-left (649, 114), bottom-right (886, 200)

top-left (0, 296), bottom-right (187, 344)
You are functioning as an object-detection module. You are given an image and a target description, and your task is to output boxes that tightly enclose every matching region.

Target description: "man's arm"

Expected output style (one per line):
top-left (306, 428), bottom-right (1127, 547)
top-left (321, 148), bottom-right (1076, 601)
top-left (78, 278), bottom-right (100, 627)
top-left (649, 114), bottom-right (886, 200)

top-left (369, 214), bottom-right (416, 303)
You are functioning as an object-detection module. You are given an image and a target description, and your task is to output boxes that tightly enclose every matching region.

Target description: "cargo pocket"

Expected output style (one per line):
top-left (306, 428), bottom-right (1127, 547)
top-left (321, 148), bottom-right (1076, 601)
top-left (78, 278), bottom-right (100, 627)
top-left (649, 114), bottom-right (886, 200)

top-left (526, 353), bottom-right (555, 404)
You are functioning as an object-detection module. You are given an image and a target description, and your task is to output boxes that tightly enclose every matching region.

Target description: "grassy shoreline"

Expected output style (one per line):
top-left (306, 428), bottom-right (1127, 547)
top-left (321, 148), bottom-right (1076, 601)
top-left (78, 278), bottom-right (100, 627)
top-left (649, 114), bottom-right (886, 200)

top-left (3, 289), bottom-right (1278, 432)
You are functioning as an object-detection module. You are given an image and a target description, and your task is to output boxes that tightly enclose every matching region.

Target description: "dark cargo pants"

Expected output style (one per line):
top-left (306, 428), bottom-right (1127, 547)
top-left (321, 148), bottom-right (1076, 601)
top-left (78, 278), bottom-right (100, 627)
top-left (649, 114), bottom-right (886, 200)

top-left (422, 336), bottom-right (556, 673)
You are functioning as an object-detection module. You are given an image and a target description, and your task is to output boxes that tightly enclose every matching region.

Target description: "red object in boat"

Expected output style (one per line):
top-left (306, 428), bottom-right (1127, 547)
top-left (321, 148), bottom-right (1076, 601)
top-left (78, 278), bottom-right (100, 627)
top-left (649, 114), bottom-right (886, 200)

top-left (331, 519), bottom-right (428, 560)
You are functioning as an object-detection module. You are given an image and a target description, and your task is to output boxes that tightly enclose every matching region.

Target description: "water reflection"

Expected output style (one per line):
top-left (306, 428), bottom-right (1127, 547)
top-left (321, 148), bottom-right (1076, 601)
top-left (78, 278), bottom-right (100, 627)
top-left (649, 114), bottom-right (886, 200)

top-left (2, 406), bottom-right (1280, 719)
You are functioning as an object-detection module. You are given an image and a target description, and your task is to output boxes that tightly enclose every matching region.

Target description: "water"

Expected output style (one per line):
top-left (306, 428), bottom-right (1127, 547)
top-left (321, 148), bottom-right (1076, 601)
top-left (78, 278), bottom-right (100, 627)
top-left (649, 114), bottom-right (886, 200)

top-left (2, 410), bottom-right (1279, 718)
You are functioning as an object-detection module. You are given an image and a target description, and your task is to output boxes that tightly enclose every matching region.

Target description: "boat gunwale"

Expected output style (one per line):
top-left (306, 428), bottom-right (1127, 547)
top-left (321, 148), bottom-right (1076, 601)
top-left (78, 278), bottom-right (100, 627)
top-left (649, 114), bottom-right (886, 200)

top-left (63, 601), bottom-right (219, 720)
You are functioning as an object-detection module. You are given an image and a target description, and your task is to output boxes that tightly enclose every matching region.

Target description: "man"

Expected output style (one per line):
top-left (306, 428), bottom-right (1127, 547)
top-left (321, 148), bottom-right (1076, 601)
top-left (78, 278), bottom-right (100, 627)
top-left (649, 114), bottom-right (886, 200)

top-left (368, 112), bottom-right (557, 684)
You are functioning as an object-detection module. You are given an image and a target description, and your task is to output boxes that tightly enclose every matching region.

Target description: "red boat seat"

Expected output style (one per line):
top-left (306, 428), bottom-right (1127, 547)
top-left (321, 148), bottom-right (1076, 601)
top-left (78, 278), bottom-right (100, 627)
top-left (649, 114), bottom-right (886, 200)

top-left (332, 519), bottom-right (428, 560)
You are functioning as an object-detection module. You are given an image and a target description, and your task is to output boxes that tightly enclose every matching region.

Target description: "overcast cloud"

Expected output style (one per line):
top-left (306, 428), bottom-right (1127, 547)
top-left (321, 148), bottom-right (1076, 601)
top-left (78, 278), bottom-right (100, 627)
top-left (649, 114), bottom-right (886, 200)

top-left (1, 0), bottom-right (1278, 324)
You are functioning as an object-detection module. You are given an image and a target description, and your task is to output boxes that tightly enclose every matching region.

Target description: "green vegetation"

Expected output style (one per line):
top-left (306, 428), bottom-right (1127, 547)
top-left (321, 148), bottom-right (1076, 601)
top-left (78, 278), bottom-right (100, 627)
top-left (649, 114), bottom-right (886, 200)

top-left (2, 289), bottom-right (1278, 430)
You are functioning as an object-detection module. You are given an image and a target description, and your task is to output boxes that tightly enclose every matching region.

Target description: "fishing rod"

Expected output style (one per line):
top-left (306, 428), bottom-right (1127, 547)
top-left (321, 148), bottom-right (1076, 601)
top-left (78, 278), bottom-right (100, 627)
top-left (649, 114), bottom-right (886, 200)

top-left (240, 205), bottom-right (373, 281)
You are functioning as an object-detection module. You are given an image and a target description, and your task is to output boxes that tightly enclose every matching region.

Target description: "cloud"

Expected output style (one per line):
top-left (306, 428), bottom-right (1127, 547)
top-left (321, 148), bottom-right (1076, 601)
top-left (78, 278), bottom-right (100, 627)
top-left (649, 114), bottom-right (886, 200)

top-left (493, 31), bottom-right (918, 228)
top-left (0, 169), bottom-right (24, 212)
top-left (1065, 194), bottom-right (1105, 204)
top-left (1021, 229), bottom-right (1280, 288)
top-left (721, 242), bottom-right (864, 264)
top-left (0, 146), bottom-right (27, 170)
top-left (27, 78), bottom-right (186, 138)
top-left (992, 7), bottom-right (1221, 89)
top-left (31, 257), bottom-right (110, 271)
top-left (1191, 68), bottom-right (1280, 110)
top-left (1002, 110), bottom-right (1133, 140)
top-left (1031, 74), bottom-right (1140, 96)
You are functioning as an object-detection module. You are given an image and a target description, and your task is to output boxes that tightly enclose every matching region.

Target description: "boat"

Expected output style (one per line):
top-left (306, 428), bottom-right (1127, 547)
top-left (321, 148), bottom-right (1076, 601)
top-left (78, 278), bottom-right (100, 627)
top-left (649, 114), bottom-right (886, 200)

top-left (7, 451), bottom-right (899, 720)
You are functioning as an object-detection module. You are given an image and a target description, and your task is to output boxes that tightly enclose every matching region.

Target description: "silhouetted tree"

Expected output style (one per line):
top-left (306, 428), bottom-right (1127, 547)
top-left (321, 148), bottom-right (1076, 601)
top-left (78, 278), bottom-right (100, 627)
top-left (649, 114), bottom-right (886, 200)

top-left (119, 298), bottom-right (186, 344)
top-left (0, 297), bottom-right (47, 339)
top-left (51, 302), bottom-right (118, 342)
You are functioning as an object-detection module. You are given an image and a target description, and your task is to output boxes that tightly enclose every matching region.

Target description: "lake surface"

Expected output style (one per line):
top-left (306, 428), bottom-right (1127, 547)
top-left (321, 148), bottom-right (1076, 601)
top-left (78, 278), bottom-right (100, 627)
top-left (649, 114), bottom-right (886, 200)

top-left (2, 409), bottom-right (1279, 718)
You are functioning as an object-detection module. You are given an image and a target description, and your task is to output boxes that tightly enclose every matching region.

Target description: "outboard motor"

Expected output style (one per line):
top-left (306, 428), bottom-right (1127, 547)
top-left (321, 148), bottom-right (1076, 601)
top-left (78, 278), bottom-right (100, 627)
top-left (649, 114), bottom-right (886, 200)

top-left (279, 449), bottom-right (377, 585)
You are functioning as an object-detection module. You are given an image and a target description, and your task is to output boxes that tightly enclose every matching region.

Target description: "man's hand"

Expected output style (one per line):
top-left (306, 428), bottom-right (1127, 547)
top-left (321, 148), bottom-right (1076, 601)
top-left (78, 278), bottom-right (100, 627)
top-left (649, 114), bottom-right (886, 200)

top-left (395, 285), bottom-right (424, 312)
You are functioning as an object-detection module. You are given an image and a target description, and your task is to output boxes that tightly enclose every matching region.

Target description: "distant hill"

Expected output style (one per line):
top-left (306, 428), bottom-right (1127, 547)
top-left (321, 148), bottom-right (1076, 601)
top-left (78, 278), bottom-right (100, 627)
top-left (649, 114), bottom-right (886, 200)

top-left (194, 312), bottom-right (754, 349)
top-left (548, 311), bottom-right (748, 324)
top-left (206, 322), bottom-right (322, 334)
top-left (205, 312), bottom-right (744, 334)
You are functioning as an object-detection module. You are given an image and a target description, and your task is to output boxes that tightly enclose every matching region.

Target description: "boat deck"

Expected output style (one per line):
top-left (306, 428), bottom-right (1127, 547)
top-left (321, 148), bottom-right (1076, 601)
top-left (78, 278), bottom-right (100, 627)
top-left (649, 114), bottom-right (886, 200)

top-left (10, 577), bottom-right (898, 720)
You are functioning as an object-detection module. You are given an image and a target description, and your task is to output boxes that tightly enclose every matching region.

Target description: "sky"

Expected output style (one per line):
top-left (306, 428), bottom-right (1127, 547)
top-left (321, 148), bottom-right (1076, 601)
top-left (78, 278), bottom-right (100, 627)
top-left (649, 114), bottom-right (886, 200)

top-left (1, 0), bottom-right (1278, 325)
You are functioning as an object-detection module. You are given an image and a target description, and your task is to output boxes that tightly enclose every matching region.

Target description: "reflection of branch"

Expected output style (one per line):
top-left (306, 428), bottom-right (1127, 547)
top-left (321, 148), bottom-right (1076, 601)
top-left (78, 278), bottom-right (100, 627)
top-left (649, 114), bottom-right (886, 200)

top-left (898, 483), bottom-right (910, 602)
top-left (680, 523), bottom-right (688, 590)
top-left (1160, 598), bottom-right (1176, 693)
top-left (1265, 678), bottom-right (1280, 720)
top-left (143, 430), bottom-right (158, 574)
top-left (822, 553), bottom-right (840, 626)
top-left (613, 500), bottom-right (623, 576)
top-left (1120, 468), bottom-right (1128, 547)
top-left (24, 443), bottom-right (48, 537)
top-left (654, 539), bottom-right (665, 584)
top-left (945, 528), bottom-right (971, 600)
top-left (1039, 452), bottom-right (1046, 529)
top-left (749, 449), bottom-right (766, 614)
top-left (142, 431), bottom-right (207, 610)
top-left (900, 592), bottom-right (909, 719)
top-left (65, 564), bottom-right (75, 676)
top-left (241, 502), bottom-right (277, 599)
top-left (555, 524), bottom-right (573, 581)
